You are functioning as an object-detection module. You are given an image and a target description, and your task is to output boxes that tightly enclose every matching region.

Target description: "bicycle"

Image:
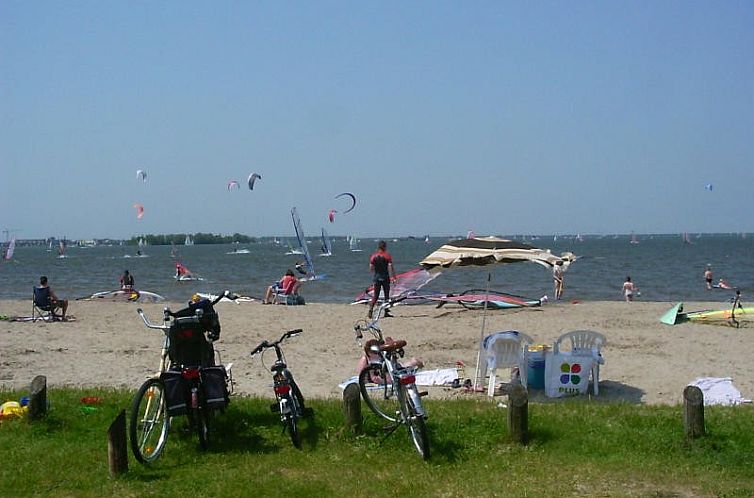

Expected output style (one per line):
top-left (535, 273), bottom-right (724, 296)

top-left (129, 291), bottom-right (234, 464)
top-left (353, 297), bottom-right (430, 460)
top-left (250, 329), bottom-right (312, 448)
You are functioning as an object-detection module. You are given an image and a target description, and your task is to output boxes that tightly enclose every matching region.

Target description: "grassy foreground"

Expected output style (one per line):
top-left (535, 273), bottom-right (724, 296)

top-left (1, 387), bottom-right (753, 497)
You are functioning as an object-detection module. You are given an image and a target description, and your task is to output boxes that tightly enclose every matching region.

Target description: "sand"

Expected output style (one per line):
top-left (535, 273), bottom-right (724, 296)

top-left (1, 299), bottom-right (752, 405)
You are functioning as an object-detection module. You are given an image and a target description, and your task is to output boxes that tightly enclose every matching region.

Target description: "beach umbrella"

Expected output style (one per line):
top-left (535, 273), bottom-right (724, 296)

top-left (420, 236), bottom-right (574, 271)
top-left (420, 236), bottom-right (576, 390)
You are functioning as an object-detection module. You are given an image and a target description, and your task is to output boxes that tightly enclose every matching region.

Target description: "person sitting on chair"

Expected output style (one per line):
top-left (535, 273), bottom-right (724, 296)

top-left (120, 270), bottom-right (135, 290)
top-left (262, 269), bottom-right (299, 304)
top-left (36, 275), bottom-right (68, 320)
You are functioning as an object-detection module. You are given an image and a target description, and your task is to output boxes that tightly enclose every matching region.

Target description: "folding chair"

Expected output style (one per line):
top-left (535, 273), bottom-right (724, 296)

top-left (481, 331), bottom-right (533, 397)
top-left (32, 286), bottom-right (56, 322)
top-left (553, 330), bottom-right (606, 395)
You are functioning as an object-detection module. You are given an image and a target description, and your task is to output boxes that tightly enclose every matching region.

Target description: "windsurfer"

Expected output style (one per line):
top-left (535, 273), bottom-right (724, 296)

top-left (294, 261), bottom-right (308, 276)
top-left (368, 240), bottom-right (396, 319)
top-left (714, 278), bottom-right (733, 290)
top-left (175, 262), bottom-right (191, 279)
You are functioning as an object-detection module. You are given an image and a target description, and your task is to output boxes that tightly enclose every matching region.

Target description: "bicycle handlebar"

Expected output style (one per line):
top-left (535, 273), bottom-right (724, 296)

top-left (137, 289), bottom-right (232, 330)
top-left (250, 329), bottom-right (303, 357)
top-left (136, 308), bottom-right (170, 331)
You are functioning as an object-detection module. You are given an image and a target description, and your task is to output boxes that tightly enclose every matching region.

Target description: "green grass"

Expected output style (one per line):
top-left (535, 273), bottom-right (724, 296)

top-left (2, 387), bottom-right (754, 497)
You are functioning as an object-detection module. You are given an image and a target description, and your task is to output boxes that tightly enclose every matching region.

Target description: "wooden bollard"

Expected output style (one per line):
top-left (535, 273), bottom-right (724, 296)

top-left (28, 375), bottom-right (47, 420)
top-left (342, 383), bottom-right (363, 435)
top-left (683, 385), bottom-right (705, 439)
top-left (507, 383), bottom-right (529, 444)
top-left (108, 410), bottom-right (129, 477)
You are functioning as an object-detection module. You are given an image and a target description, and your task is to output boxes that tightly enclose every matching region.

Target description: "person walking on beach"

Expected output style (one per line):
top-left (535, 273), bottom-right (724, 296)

top-left (553, 260), bottom-right (565, 300)
top-left (622, 276), bottom-right (635, 302)
top-left (368, 240), bottom-right (396, 319)
top-left (704, 265), bottom-right (713, 290)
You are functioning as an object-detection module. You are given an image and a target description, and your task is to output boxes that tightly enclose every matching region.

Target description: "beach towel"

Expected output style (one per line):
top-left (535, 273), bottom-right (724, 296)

top-left (338, 368), bottom-right (458, 390)
top-left (688, 377), bottom-right (752, 406)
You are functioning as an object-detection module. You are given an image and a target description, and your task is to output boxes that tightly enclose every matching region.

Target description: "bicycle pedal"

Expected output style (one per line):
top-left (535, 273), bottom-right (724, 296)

top-left (419, 391), bottom-right (429, 397)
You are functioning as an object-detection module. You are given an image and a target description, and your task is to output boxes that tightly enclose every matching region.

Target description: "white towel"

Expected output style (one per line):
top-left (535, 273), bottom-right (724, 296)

top-left (338, 368), bottom-right (459, 390)
top-left (688, 377), bottom-right (752, 406)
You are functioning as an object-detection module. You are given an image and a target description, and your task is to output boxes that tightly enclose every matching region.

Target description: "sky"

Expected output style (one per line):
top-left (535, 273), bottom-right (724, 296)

top-left (2, 1), bottom-right (753, 240)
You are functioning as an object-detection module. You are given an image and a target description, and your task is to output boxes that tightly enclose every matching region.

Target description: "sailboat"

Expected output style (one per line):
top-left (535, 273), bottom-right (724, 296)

top-left (320, 228), bottom-right (333, 257)
top-left (348, 235), bottom-right (362, 252)
top-left (630, 232), bottom-right (640, 245)
top-left (682, 232), bottom-right (692, 245)
top-left (284, 239), bottom-right (304, 256)
top-left (46, 239), bottom-right (53, 252)
top-left (184, 234), bottom-right (194, 246)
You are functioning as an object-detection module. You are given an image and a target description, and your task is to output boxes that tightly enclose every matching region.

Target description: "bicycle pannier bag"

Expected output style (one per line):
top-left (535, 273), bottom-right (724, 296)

top-left (160, 370), bottom-right (189, 416)
top-left (201, 366), bottom-right (229, 409)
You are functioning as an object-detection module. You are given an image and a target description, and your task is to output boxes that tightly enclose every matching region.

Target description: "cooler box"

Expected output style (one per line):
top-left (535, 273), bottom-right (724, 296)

top-left (527, 345), bottom-right (548, 389)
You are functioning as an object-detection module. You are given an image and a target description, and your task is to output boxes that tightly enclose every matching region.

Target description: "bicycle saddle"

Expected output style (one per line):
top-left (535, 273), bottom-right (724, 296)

top-left (380, 339), bottom-right (407, 352)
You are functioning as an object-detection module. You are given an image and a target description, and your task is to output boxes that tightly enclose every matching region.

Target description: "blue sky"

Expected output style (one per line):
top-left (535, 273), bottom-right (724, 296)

top-left (2, 1), bottom-right (753, 240)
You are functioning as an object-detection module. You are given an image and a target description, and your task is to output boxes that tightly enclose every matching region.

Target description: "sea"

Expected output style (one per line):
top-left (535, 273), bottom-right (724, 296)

top-left (2, 234), bottom-right (752, 305)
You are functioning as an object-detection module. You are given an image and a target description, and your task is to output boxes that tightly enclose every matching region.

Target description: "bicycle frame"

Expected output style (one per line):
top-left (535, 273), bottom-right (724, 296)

top-left (250, 329), bottom-right (308, 448)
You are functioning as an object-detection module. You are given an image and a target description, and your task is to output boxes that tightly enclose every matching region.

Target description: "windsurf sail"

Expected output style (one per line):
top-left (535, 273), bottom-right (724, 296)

top-left (425, 289), bottom-right (542, 309)
top-left (354, 268), bottom-right (441, 303)
top-left (320, 228), bottom-right (332, 256)
top-left (348, 235), bottom-right (362, 252)
top-left (291, 207), bottom-right (316, 278)
top-left (3, 237), bottom-right (15, 260)
top-left (660, 302), bottom-right (753, 326)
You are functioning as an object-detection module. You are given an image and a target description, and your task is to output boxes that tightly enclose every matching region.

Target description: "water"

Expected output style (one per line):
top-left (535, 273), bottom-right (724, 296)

top-left (2, 235), bottom-right (752, 304)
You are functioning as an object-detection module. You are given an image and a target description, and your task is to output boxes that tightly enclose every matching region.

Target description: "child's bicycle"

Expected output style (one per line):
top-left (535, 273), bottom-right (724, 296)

top-left (129, 291), bottom-right (234, 464)
top-left (250, 329), bottom-right (313, 448)
top-left (353, 297), bottom-right (430, 460)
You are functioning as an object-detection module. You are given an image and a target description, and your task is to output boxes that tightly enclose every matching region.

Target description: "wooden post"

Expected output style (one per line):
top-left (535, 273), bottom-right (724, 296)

top-left (683, 385), bottom-right (705, 439)
top-left (108, 410), bottom-right (129, 477)
top-left (507, 383), bottom-right (528, 444)
top-left (342, 383), bottom-right (362, 435)
top-left (28, 375), bottom-right (47, 420)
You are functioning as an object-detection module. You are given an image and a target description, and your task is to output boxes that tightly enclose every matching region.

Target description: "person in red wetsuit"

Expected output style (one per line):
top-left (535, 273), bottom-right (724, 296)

top-left (368, 240), bottom-right (396, 319)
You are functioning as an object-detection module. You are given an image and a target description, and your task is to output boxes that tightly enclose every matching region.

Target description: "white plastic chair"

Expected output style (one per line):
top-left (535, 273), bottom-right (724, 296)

top-left (553, 330), bottom-right (606, 395)
top-left (482, 331), bottom-right (533, 397)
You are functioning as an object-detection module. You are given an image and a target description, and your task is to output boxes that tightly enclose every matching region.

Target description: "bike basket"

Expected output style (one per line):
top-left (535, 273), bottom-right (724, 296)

top-left (201, 366), bottom-right (229, 409)
top-left (160, 370), bottom-right (189, 417)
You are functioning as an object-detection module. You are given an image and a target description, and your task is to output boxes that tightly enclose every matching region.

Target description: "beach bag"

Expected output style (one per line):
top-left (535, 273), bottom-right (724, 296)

top-left (545, 353), bottom-right (593, 398)
top-left (201, 366), bottom-right (229, 410)
top-left (160, 370), bottom-right (189, 416)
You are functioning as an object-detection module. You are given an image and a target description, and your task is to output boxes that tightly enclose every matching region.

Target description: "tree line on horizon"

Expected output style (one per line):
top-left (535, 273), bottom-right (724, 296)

top-left (128, 233), bottom-right (255, 245)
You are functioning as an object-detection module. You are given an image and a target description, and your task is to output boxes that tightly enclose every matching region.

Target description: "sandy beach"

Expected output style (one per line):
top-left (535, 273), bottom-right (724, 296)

top-left (1, 299), bottom-right (752, 405)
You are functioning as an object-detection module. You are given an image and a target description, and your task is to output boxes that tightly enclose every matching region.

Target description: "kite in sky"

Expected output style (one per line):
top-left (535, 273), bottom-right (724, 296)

top-left (133, 203), bottom-right (144, 219)
top-left (228, 180), bottom-right (240, 191)
top-left (335, 192), bottom-right (356, 213)
top-left (136, 170), bottom-right (147, 182)
top-left (248, 173), bottom-right (261, 190)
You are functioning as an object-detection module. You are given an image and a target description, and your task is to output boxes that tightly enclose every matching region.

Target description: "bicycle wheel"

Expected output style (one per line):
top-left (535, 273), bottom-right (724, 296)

top-left (358, 364), bottom-right (399, 423)
top-left (400, 386), bottom-right (430, 461)
top-left (130, 378), bottom-right (169, 464)
top-left (189, 405), bottom-right (210, 450)
top-left (284, 396), bottom-right (302, 448)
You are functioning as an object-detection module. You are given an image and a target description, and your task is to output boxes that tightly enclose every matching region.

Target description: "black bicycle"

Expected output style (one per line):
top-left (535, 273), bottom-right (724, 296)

top-left (129, 291), bottom-right (234, 464)
top-left (250, 329), bottom-right (312, 448)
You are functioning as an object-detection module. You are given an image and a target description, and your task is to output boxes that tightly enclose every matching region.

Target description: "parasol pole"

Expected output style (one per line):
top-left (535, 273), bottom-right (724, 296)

top-left (473, 272), bottom-right (492, 390)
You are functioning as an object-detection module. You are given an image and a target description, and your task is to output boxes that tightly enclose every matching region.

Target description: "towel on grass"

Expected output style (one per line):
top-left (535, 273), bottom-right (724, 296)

top-left (688, 377), bottom-right (752, 406)
top-left (339, 368), bottom-right (458, 390)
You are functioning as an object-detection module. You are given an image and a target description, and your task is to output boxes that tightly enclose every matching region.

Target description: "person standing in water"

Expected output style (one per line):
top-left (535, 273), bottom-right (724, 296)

top-left (368, 240), bottom-right (396, 319)
top-left (553, 260), bottom-right (565, 300)
top-left (622, 276), bottom-right (635, 302)
top-left (704, 265), bottom-right (713, 290)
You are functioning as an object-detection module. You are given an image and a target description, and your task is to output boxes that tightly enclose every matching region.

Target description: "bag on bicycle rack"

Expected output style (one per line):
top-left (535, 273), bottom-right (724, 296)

top-left (201, 366), bottom-right (229, 410)
top-left (160, 370), bottom-right (189, 416)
